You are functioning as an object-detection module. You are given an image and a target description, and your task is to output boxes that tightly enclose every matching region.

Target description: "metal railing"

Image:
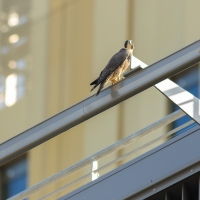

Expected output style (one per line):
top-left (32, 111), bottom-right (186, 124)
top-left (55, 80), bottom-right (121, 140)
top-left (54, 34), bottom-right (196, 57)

top-left (8, 109), bottom-right (197, 200)
top-left (1, 39), bottom-right (200, 166)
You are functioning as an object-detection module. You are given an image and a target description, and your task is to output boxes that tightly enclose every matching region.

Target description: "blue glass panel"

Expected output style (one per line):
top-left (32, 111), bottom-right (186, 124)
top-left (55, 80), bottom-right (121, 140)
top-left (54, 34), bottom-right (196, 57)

top-left (7, 173), bottom-right (27, 198)
top-left (2, 157), bottom-right (27, 199)
top-left (172, 66), bottom-right (199, 136)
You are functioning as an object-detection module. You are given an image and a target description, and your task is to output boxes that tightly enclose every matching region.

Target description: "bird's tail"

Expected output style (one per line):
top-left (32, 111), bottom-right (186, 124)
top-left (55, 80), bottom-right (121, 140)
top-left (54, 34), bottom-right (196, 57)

top-left (90, 78), bottom-right (99, 92)
top-left (90, 78), bottom-right (98, 86)
top-left (90, 84), bottom-right (98, 92)
top-left (96, 83), bottom-right (104, 96)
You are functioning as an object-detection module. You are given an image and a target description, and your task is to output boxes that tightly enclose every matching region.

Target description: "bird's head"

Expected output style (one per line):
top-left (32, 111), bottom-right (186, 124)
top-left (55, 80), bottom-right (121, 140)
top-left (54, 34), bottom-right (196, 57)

top-left (124, 40), bottom-right (134, 50)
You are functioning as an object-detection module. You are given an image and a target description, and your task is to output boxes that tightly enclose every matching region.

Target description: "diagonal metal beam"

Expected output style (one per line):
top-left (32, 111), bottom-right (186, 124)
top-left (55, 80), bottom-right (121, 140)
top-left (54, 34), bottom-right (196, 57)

top-left (130, 52), bottom-right (200, 125)
top-left (1, 40), bottom-right (200, 166)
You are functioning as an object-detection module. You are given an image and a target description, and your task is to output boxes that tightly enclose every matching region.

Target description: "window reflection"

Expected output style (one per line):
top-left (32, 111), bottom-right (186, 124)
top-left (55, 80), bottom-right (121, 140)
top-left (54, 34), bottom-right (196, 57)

top-left (5, 74), bottom-right (17, 107)
top-left (0, 0), bottom-right (30, 110)
top-left (9, 34), bottom-right (19, 43)
top-left (8, 13), bottom-right (19, 27)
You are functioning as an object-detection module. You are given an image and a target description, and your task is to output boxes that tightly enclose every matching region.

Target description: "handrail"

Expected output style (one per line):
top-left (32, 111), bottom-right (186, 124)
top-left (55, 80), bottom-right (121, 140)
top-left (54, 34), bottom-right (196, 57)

top-left (8, 109), bottom-right (185, 200)
top-left (1, 39), bottom-right (200, 166)
top-left (40, 119), bottom-right (195, 200)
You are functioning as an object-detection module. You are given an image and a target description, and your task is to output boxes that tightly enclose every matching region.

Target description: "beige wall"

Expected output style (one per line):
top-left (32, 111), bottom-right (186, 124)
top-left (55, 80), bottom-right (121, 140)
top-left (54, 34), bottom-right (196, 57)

top-left (1, 0), bottom-right (200, 198)
top-left (131, 0), bottom-right (200, 64)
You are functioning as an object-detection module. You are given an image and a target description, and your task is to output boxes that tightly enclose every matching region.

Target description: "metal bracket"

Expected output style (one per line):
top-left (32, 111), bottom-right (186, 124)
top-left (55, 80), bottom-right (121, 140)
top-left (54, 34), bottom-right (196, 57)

top-left (130, 55), bottom-right (200, 125)
top-left (91, 160), bottom-right (99, 181)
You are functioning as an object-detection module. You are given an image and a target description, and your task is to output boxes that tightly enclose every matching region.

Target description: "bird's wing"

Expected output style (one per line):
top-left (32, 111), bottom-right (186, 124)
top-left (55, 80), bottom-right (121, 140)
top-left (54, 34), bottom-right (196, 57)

top-left (99, 48), bottom-right (128, 83)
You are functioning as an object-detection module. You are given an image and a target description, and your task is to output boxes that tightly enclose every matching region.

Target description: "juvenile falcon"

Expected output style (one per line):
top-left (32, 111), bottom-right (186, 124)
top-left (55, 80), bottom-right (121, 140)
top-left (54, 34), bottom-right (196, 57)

top-left (90, 40), bottom-right (134, 96)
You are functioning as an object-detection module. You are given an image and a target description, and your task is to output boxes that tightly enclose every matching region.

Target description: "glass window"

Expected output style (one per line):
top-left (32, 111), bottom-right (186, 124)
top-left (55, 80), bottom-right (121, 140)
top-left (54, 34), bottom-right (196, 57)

top-left (1, 156), bottom-right (27, 199)
top-left (170, 64), bottom-right (200, 137)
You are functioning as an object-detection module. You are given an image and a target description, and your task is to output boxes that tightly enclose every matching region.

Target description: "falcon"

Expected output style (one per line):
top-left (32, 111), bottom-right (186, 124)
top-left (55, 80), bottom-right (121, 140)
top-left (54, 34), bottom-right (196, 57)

top-left (90, 40), bottom-right (134, 96)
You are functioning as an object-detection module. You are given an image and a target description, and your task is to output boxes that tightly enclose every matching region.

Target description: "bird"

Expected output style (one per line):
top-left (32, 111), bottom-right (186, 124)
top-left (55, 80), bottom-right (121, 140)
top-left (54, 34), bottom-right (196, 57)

top-left (90, 40), bottom-right (134, 96)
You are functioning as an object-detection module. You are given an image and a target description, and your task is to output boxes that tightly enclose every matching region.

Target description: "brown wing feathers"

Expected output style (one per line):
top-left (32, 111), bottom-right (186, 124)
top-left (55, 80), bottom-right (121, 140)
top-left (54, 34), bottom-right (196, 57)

top-left (90, 48), bottom-right (128, 95)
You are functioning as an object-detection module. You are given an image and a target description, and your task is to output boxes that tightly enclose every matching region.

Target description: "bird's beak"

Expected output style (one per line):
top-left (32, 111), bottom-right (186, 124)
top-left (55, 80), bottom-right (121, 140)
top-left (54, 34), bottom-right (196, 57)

top-left (129, 41), bottom-right (134, 49)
